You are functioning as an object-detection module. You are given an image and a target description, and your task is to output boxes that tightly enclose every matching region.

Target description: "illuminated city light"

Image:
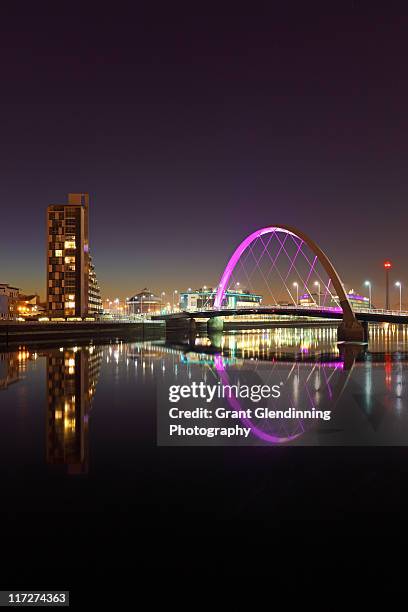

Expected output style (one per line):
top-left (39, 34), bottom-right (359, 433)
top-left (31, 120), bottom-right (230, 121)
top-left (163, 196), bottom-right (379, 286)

top-left (213, 224), bottom-right (358, 339)
top-left (395, 281), bottom-right (402, 312)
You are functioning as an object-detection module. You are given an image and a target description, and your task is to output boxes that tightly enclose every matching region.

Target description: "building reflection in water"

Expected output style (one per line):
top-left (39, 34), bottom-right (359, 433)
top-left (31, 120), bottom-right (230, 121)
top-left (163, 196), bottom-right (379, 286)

top-left (148, 325), bottom-right (408, 444)
top-left (194, 326), bottom-right (341, 361)
top-left (0, 349), bottom-right (38, 390)
top-left (1, 322), bottom-right (408, 455)
top-left (46, 345), bottom-right (102, 474)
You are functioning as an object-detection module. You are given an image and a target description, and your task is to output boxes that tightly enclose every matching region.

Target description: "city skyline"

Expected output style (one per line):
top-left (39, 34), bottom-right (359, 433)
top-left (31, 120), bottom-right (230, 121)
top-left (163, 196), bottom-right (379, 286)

top-left (1, 6), bottom-right (408, 305)
top-left (2, 5), bottom-right (408, 587)
top-left (4, 188), bottom-right (407, 310)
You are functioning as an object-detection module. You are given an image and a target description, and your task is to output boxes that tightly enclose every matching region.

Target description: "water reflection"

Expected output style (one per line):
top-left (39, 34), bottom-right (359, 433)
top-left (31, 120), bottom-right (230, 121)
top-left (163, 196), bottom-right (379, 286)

top-left (46, 346), bottom-right (102, 474)
top-left (0, 349), bottom-right (38, 389)
top-left (200, 325), bottom-right (341, 360)
top-left (0, 324), bottom-right (408, 461)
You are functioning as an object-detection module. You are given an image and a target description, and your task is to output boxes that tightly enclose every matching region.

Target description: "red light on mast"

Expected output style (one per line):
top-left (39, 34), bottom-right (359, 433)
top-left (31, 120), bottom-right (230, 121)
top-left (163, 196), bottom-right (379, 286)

top-left (384, 260), bottom-right (392, 269)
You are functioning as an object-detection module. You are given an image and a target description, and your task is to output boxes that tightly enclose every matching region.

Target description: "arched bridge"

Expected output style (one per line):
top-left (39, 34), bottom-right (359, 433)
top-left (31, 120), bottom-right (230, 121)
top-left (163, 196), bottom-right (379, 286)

top-left (156, 305), bottom-right (408, 342)
top-left (155, 225), bottom-right (408, 342)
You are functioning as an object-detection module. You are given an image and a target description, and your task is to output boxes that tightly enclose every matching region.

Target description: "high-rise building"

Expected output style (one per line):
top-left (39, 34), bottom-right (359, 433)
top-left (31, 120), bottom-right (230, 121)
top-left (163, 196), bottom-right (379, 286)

top-left (88, 253), bottom-right (102, 316)
top-left (46, 193), bottom-right (102, 318)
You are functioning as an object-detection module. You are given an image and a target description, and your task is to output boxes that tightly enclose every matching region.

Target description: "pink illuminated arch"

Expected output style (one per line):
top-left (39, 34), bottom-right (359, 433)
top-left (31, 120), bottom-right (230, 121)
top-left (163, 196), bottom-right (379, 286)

top-left (214, 354), bottom-right (303, 443)
top-left (214, 224), bottom-right (356, 326)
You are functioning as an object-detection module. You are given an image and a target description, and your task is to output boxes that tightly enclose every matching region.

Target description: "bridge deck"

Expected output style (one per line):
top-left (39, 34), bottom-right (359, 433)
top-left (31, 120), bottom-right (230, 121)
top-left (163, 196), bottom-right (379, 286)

top-left (152, 306), bottom-right (408, 325)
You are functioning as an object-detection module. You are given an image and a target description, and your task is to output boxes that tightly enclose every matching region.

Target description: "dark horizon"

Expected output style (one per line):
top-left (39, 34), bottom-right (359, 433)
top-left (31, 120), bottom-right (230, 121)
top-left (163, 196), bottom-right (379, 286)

top-left (1, 4), bottom-right (408, 307)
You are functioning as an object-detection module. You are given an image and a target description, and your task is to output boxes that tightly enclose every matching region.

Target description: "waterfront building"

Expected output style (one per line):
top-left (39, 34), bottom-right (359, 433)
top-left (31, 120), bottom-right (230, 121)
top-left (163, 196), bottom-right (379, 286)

top-left (15, 293), bottom-right (45, 318)
top-left (127, 289), bottom-right (162, 315)
top-left (299, 292), bottom-right (322, 307)
top-left (345, 290), bottom-right (371, 310)
top-left (299, 289), bottom-right (370, 310)
top-left (46, 193), bottom-right (102, 318)
top-left (179, 287), bottom-right (262, 311)
top-left (88, 254), bottom-right (103, 316)
top-left (0, 284), bottom-right (20, 320)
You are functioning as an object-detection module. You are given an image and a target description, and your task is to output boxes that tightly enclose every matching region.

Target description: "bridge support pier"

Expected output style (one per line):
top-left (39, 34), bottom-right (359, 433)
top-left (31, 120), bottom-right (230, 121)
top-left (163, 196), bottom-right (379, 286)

top-left (165, 317), bottom-right (196, 341)
top-left (337, 319), bottom-right (366, 343)
top-left (207, 317), bottom-right (224, 333)
top-left (338, 342), bottom-right (367, 370)
top-left (208, 331), bottom-right (223, 349)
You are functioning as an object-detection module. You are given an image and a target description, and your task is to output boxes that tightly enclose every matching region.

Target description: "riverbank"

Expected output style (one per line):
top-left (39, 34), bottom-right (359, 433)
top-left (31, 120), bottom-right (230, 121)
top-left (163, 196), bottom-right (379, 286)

top-left (0, 320), bottom-right (165, 346)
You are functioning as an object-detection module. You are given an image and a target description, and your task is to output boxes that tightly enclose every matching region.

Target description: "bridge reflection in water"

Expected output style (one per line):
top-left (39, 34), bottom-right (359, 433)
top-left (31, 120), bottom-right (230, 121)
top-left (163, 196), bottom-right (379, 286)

top-left (0, 324), bottom-right (407, 461)
top-left (153, 325), bottom-right (408, 445)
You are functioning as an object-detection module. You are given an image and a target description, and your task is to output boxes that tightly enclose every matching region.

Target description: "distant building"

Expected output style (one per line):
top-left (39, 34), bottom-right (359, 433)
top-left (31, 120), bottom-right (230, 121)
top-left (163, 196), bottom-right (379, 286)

top-left (15, 293), bottom-right (45, 318)
top-left (299, 289), bottom-right (370, 310)
top-left (345, 290), bottom-right (371, 310)
top-left (0, 284), bottom-right (20, 320)
top-left (127, 289), bottom-right (163, 314)
top-left (179, 287), bottom-right (262, 311)
top-left (299, 292), bottom-right (322, 307)
top-left (46, 193), bottom-right (102, 318)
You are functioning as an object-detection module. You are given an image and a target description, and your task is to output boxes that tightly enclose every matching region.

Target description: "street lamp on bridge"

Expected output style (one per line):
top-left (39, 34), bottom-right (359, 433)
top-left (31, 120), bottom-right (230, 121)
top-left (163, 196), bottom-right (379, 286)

top-left (364, 281), bottom-right (372, 310)
top-left (314, 281), bottom-right (321, 307)
top-left (293, 282), bottom-right (299, 305)
top-left (173, 289), bottom-right (178, 312)
top-left (395, 281), bottom-right (402, 312)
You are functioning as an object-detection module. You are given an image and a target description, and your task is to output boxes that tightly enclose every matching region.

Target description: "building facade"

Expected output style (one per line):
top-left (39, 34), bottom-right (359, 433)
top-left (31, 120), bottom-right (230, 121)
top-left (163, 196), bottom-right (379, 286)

top-left (127, 289), bottom-right (163, 315)
top-left (179, 287), bottom-right (263, 311)
top-left (299, 289), bottom-right (370, 310)
top-left (15, 294), bottom-right (45, 319)
top-left (46, 193), bottom-right (102, 318)
top-left (0, 284), bottom-right (20, 320)
top-left (88, 254), bottom-right (103, 316)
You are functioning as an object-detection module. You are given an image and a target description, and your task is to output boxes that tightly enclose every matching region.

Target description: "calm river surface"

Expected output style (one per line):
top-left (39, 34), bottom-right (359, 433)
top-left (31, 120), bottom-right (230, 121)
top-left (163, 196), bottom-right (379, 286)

top-left (1, 324), bottom-right (408, 577)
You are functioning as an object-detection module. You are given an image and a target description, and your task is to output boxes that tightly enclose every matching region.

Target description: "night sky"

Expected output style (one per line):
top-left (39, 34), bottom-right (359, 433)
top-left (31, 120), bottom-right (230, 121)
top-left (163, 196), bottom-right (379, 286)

top-left (1, 4), bottom-right (408, 307)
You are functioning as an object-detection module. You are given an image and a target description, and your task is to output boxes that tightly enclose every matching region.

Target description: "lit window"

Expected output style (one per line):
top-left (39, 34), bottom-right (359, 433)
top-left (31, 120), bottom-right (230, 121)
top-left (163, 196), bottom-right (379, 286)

top-left (64, 241), bottom-right (76, 249)
top-left (64, 256), bottom-right (75, 264)
top-left (55, 250), bottom-right (63, 257)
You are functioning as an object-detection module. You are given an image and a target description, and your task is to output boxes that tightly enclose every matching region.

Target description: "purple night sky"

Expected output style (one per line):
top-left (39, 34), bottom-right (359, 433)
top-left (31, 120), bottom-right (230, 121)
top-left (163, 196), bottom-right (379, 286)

top-left (1, 4), bottom-right (408, 307)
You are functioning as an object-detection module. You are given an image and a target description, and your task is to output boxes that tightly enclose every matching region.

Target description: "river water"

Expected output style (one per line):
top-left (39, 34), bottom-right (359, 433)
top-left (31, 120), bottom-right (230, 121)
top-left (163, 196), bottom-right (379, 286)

top-left (1, 325), bottom-right (408, 578)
